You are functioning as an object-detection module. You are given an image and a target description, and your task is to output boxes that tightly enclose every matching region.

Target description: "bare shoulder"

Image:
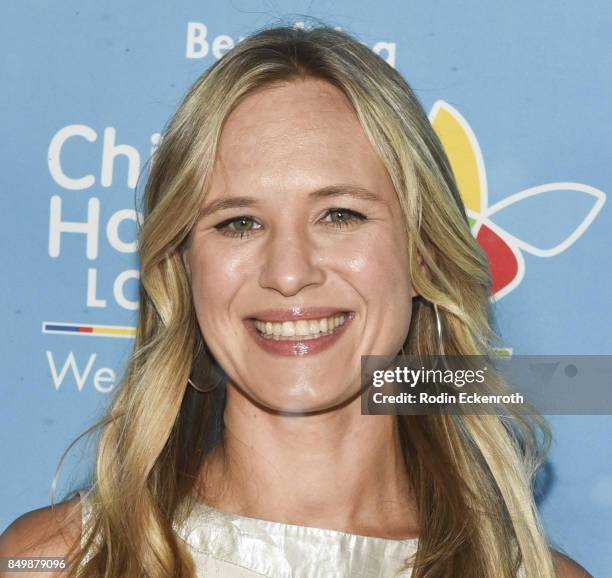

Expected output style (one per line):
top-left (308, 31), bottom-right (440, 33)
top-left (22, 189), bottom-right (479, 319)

top-left (0, 495), bottom-right (82, 577)
top-left (551, 549), bottom-right (593, 578)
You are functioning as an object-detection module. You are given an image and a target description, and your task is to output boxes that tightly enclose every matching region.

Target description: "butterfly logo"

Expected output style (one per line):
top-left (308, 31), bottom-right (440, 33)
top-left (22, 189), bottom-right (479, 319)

top-left (430, 101), bottom-right (606, 301)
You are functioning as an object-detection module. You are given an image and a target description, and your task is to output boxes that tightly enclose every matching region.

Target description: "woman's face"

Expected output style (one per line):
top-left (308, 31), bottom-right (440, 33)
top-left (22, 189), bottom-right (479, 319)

top-left (185, 78), bottom-right (416, 413)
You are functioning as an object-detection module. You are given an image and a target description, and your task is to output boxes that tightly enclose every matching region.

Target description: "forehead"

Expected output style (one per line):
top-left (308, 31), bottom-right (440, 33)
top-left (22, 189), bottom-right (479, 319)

top-left (208, 78), bottom-right (395, 198)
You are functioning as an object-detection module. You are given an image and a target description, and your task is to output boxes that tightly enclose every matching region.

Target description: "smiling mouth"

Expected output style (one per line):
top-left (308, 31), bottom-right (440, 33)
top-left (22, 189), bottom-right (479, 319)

top-left (252, 313), bottom-right (352, 341)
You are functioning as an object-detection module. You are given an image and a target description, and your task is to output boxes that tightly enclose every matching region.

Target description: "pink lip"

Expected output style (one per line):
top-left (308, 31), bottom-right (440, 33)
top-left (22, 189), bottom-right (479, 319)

top-left (247, 307), bottom-right (352, 322)
top-left (243, 312), bottom-right (355, 357)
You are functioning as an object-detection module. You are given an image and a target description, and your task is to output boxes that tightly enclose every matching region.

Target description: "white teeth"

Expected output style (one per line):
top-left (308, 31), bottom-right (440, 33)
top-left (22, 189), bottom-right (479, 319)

top-left (281, 321), bottom-right (295, 337)
top-left (295, 320), bottom-right (310, 336)
top-left (253, 314), bottom-right (348, 340)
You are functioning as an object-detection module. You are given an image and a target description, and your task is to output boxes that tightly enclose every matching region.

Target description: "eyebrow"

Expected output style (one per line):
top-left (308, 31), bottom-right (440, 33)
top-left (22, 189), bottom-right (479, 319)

top-left (199, 184), bottom-right (387, 216)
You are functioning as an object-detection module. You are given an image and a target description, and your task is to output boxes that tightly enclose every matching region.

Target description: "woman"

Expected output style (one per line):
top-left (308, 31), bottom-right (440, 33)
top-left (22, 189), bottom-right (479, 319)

top-left (0, 24), bottom-right (591, 578)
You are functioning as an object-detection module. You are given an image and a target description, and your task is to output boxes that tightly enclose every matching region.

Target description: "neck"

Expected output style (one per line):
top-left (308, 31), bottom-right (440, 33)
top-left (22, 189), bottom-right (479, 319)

top-left (197, 383), bottom-right (420, 540)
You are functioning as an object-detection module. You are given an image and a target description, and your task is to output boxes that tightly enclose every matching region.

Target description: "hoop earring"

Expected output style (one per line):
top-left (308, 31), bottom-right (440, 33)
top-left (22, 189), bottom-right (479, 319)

top-left (433, 302), bottom-right (445, 356)
top-left (187, 345), bottom-right (224, 393)
top-left (187, 376), bottom-right (218, 393)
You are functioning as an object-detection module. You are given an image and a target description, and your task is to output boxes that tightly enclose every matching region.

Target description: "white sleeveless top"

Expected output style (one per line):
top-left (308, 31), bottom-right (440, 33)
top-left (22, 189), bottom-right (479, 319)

top-left (78, 490), bottom-right (525, 577)
top-left (79, 490), bottom-right (416, 577)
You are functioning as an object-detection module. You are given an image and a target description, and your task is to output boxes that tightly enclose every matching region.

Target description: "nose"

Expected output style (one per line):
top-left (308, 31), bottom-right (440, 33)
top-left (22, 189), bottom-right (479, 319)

top-left (258, 228), bottom-right (325, 297)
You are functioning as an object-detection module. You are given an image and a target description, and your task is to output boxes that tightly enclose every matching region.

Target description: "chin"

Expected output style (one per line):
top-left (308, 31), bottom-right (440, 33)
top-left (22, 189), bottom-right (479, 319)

top-left (242, 380), bottom-right (359, 415)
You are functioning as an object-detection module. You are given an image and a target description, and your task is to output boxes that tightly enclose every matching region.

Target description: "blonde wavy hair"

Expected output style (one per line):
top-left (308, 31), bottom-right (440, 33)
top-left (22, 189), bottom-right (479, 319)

top-left (61, 23), bottom-right (554, 577)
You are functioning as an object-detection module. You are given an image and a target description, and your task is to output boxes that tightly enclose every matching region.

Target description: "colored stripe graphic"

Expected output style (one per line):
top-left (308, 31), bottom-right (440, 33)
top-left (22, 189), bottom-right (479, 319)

top-left (42, 322), bottom-right (136, 339)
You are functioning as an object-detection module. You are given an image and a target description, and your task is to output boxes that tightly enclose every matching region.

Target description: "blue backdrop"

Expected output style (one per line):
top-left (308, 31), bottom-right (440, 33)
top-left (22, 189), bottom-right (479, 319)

top-left (1, 2), bottom-right (610, 576)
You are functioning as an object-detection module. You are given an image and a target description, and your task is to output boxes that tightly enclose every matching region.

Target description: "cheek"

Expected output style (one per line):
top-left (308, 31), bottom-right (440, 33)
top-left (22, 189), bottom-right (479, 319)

top-left (187, 247), bottom-right (246, 325)
top-left (338, 232), bottom-right (413, 350)
top-left (339, 232), bottom-right (412, 301)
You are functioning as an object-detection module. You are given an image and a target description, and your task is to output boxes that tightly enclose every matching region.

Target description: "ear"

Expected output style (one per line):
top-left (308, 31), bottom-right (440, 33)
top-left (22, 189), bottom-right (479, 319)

top-left (411, 250), bottom-right (432, 299)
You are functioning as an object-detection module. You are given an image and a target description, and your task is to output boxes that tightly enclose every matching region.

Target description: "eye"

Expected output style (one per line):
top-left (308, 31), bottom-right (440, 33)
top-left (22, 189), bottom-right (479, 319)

top-left (214, 216), bottom-right (262, 239)
top-left (321, 208), bottom-right (368, 229)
